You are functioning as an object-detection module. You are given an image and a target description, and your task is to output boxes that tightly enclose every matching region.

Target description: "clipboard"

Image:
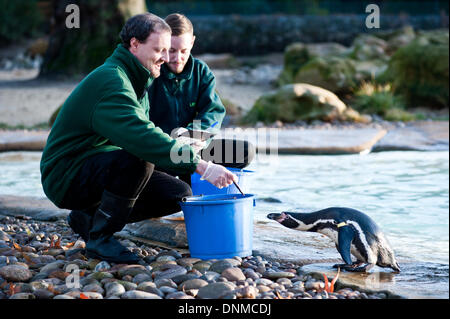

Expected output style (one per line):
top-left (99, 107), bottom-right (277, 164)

top-left (179, 129), bottom-right (216, 141)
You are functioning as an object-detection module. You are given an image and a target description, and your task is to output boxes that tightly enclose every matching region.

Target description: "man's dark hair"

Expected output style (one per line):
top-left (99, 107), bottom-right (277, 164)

top-left (120, 13), bottom-right (171, 48)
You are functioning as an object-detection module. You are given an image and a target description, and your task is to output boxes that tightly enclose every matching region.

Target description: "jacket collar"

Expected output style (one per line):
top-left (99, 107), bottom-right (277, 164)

top-left (161, 54), bottom-right (194, 81)
top-left (105, 44), bottom-right (153, 97)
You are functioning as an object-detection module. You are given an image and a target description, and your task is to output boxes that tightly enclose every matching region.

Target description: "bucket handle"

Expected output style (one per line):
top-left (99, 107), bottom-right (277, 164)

top-left (181, 195), bottom-right (204, 202)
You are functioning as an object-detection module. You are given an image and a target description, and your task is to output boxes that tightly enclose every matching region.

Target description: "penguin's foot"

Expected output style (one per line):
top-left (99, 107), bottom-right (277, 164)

top-left (346, 263), bottom-right (374, 273)
top-left (333, 262), bottom-right (373, 272)
top-left (332, 263), bottom-right (348, 269)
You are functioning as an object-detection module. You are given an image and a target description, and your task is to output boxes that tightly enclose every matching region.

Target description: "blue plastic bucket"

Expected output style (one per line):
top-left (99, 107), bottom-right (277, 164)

top-left (179, 194), bottom-right (255, 259)
top-left (191, 167), bottom-right (254, 195)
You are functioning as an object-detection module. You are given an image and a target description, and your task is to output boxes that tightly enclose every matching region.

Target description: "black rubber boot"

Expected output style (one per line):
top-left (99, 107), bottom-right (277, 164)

top-left (67, 207), bottom-right (96, 242)
top-left (85, 191), bottom-right (140, 264)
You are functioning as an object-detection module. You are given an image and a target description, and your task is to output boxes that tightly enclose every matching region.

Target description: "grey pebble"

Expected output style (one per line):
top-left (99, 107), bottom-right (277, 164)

top-left (94, 261), bottom-right (111, 272)
top-left (121, 290), bottom-right (162, 299)
top-left (154, 278), bottom-right (177, 289)
top-left (154, 265), bottom-right (187, 281)
top-left (221, 267), bottom-right (246, 281)
top-left (53, 294), bottom-right (75, 299)
top-left (263, 271), bottom-right (295, 280)
top-left (33, 288), bottom-right (55, 299)
top-left (137, 281), bottom-right (164, 297)
top-left (105, 282), bottom-right (126, 298)
top-left (159, 286), bottom-right (178, 294)
top-left (179, 278), bottom-right (209, 291)
top-left (82, 283), bottom-right (105, 295)
top-left (166, 291), bottom-right (195, 299)
top-left (209, 260), bottom-right (235, 274)
top-left (197, 282), bottom-right (236, 299)
top-left (0, 264), bottom-right (32, 282)
top-left (133, 273), bottom-right (152, 284)
top-left (200, 271), bottom-right (221, 282)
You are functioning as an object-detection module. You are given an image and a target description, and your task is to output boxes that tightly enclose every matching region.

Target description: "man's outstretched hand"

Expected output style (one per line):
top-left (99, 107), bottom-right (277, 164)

top-left (196, 160), bottom-right (237, 189)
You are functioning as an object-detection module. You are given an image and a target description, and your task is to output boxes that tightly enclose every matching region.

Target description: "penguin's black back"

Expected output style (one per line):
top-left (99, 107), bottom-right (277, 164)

top-left (290, 207), bottom-right (381, 236)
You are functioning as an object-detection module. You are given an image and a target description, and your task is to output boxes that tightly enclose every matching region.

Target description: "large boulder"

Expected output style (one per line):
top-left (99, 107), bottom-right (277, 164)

top-left (244, 83), bottom-right (369, 124)
top-left (278, 42), bottom-right (349, 86)
top-left (375, 26), bottom-right (417, 54)
top-left (280, 47), bottom-right (387, 94)
top-left (384, 29), bottom-right (449, 108)
top-left (292, 56), bottom-right (359, 93)
top-left (349, 34), bottom-right (389, 61)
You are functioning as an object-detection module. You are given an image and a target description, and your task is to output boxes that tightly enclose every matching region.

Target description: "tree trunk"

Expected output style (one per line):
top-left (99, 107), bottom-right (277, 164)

top-left (39, 0), bottom-right (147, 77)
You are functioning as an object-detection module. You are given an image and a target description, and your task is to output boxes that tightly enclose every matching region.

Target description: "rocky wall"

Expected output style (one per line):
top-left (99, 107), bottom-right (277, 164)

top-left (190, 14), bottom-right (448, 55)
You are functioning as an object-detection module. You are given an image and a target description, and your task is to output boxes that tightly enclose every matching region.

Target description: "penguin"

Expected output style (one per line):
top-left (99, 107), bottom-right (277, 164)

top-left (267, 207), bottom-right (400, 272)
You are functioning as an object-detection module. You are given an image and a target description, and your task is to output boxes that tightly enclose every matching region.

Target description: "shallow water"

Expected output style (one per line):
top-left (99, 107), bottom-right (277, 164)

top-left (247, 151), bottom-right (449, 298)
top-left (0, 150), bottom-right (448, 298)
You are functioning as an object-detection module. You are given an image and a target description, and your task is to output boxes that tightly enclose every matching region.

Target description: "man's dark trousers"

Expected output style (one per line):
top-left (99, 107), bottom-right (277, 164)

top-left (61, 150), bottom-right (192, 222)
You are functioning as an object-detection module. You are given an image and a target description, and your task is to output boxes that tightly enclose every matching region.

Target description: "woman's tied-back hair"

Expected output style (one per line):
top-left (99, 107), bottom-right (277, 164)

top-left (164, 13), bottom-right (194, 36)
top-left (120, 13), bottom-right (171, 48)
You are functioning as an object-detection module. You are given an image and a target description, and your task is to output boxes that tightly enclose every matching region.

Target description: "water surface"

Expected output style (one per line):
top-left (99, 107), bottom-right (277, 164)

top-left (0, 151), bottom-right (448, 298)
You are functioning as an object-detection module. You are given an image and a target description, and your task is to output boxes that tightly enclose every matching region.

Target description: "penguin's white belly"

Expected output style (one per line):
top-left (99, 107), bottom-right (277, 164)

top-left (318, 228), bottom-right (339, 243)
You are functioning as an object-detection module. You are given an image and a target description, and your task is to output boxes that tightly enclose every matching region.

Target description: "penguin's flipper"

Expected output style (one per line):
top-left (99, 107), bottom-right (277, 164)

top-left (337, 226), bottom-right (354, 265)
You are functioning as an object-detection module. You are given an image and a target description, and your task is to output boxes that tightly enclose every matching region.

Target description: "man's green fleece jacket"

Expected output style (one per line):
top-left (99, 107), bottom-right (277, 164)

top-left (40, 44), bottom-right (199, 207)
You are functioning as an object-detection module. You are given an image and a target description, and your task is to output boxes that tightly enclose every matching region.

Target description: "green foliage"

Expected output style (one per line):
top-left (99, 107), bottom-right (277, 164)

top-left (352, 82), bottom-right (415, 121)
top-left (277, 43), bottom-right (312, 86)
top-left (385, 30), bottom-right (449, 108)
top-left (0, 0), bottom-right (43, 44)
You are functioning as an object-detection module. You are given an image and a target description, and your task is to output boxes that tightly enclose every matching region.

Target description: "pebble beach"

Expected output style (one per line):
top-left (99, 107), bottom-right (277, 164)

top-left (0, 214), bottom-right (390, 300)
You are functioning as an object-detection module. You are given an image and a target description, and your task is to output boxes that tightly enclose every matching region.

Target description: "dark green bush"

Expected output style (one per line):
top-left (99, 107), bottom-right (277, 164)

top-left (0, 0), bottom-right (43, 45)
top-left (351, 82), bottom-right (416, 121)
top-left (384, 30), bottom-right (449, 108)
